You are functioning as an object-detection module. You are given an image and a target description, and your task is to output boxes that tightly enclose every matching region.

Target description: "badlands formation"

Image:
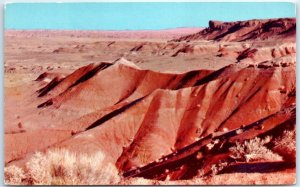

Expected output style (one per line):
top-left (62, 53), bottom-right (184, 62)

top-left (4, 18), bottom-right (296, 185)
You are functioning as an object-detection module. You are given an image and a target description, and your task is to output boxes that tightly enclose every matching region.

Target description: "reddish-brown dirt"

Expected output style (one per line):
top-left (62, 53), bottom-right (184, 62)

top-left (4, 18), bottom-right (296, 185)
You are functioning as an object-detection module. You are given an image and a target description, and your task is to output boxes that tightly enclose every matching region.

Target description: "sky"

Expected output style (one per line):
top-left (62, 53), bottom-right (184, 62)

top-left (5, 2), bottom-right (296, 30)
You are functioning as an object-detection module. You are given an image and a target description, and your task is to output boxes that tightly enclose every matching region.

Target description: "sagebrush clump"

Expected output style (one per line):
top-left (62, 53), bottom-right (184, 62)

top-left (272, 129), bottom-right (296, 162)
top-left (4, 165), bottom-right (27, 185)
top-left (4, 149), bottom-right (120, 185)
top-left (211, 161), bottom-right (228, 175)
top-left (229, 136), bottom-right (282, 162)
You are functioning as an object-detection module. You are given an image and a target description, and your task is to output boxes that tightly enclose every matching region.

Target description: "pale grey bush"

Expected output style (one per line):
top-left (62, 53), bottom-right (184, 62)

top-left (4, 149), bottom-right (120, 185)
top-left (273, 129), bottom-right (296, 162)
top-left (4, 165), bottom-right (27, 185)
top-left (229, 136), bottom-right (282, 162)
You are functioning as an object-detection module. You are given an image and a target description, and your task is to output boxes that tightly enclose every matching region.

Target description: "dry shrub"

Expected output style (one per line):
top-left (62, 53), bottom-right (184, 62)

top-left (211, 161), bottom-right (228, 175)
top-left (229, 136), bottom-right (282, 162)
top-left (4, 165), bottom-right (27, 185)
top-left (273, 129), bottom-right (296, 162)
top-left (4, 149), bottom-right (120, 185)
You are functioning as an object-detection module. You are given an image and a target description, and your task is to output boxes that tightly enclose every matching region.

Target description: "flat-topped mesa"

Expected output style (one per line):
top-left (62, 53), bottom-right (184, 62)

top-left (174, 18), bottom-right (296, 42)
top-left (208, 20), bottom-right (233, 30)
top-left (207, 19), bottom-right (266, 31)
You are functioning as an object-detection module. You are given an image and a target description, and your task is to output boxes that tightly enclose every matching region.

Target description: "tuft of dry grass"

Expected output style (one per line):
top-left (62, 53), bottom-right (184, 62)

top-left (4, 149), bottom-right (120, 185)
top-left (229, 136), bottom-right (282, 162)
top-left (211, 161), bottom-right (229, 175)
top-left (4, 165), bottom-right (27, 185)
top-left (272, 129), bottom-right (296, 162)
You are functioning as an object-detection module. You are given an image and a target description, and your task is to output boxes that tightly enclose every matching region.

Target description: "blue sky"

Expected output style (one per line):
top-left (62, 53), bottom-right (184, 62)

top-left (5, 2), bottom-right (295, 30)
